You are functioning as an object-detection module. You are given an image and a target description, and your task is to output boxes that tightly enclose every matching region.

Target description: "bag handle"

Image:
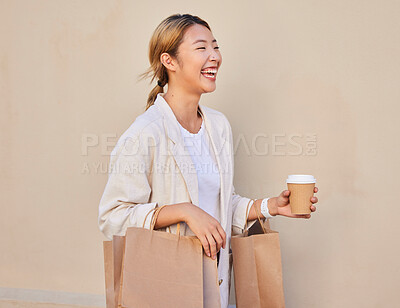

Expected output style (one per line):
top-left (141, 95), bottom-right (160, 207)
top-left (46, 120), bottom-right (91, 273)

top-left (167, 223), bottom-right (181, 236)
top-left (150, 204), bottom-right (168, 230)
top-left (152, 206), bottom-right (181, 235)
top-left (253, 199), bottom-right (267, 234)
top-left (143, 207), bottom-right (157, 228)
top-left (244, 199), bottom-right (254, 232)
top-left (244, 199), bottom-right (267, 234)
top-left (142, 205), bottom-right (182, 235)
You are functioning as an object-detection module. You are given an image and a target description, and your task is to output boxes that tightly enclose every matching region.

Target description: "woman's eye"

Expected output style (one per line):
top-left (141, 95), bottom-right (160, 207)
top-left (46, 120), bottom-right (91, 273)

top-left (197, 47), bottom-right (220, 50)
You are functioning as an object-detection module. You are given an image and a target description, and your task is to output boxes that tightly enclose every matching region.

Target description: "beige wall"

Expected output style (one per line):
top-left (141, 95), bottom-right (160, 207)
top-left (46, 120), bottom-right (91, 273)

top-left (1, 0), bottom-right (399, 307)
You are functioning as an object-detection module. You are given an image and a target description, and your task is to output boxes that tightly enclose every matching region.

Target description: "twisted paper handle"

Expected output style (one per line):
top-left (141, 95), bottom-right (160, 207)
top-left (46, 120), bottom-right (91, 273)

top-left (244, 199), bottom-right (267, 234)
top-left (142, 205), bottom-right (181, 235)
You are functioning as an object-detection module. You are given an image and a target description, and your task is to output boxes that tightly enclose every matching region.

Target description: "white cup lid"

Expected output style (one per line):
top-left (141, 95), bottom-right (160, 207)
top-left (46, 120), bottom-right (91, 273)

top-left (286, 174), bottom-right (316, 184)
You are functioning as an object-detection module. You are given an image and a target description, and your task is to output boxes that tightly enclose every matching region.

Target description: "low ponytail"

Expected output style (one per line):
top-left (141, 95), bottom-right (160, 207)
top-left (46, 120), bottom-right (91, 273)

top-left (146, 83), bottom-right (164, 111)
top-left (137, 13), bottom-right (211, 110)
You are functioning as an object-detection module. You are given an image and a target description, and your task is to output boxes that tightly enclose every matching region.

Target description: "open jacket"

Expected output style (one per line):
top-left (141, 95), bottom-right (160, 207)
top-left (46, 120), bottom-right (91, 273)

top-left (98, 93), bottom-right (257, 308)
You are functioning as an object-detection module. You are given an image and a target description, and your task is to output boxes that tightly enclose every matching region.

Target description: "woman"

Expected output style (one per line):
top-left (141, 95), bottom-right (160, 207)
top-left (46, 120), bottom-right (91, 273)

top-left (98, 13), bottom-right (319, 307)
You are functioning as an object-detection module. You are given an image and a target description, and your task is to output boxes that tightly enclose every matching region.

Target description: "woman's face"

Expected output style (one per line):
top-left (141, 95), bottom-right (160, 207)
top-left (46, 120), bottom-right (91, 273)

top-left (168, 24), bottom-right (222, 95)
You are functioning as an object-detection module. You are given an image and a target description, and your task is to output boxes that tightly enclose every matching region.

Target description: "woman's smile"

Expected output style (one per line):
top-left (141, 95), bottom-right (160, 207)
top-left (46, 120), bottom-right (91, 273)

top-left (201, 67), bottom-right (218, 81)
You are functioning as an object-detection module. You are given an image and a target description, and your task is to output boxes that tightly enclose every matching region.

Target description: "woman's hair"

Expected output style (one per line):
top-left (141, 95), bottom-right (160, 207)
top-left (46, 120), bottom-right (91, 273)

top-left (138, 14), bottom-right (211, 110)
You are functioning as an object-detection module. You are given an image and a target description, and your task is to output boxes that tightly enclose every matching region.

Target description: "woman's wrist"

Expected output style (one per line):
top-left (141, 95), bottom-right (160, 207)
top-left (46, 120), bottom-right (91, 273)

top-left (267, 197), bottom-right (279, 216)
top-left (177, 202), bottom-right (194, 224)
top-left (154, 202), bottom-right (192, 229)
top-left (260, 198), bottom-right (272, 218)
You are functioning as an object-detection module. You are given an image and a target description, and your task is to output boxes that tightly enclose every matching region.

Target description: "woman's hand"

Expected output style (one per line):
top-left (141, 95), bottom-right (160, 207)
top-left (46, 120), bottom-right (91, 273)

top-left (270, 187), bottom-right (319, 218)
top-left (183, 203), bottom-right (226, 260)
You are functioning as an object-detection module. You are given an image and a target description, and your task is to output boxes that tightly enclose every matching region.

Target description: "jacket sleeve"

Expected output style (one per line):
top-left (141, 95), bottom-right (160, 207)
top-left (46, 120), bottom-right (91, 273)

top-left (231, 186), bottom-right (258, 235)
top-left (98, 131), bottom-right (158, 240)
top-left (224, 116), bottom-right (258, 235)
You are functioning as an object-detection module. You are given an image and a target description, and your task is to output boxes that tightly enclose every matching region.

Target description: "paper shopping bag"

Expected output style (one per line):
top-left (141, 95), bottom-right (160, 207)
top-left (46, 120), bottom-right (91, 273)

top-left (103, 235), bottom-right (125, 308)
top-left (103, 240), bottom-right (114, 308)
top-left (103, 205), bottom-right (221, 308)
top-left (103, 235), bottom-right (221, 308)
top-left (231, 199), bottom-right (285, 308)
top-left (117, 204), bottom-right (220, 308)
top-left (203, 250), bottom-right (221, 308)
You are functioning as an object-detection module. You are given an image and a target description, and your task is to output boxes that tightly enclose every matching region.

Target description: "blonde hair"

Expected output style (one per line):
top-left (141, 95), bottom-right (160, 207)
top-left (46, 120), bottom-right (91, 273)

top-left (138, 14), bottom-right (211, 110)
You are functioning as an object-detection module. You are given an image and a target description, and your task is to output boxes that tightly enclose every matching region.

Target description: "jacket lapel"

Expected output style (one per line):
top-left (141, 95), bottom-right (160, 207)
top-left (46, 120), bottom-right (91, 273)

top-left (154, 94), bottom-right (199, 206)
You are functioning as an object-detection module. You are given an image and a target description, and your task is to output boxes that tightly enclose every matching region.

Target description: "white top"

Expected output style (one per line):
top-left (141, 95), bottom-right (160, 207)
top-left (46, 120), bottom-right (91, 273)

top-left (177, 117), bottom-right (221, 221)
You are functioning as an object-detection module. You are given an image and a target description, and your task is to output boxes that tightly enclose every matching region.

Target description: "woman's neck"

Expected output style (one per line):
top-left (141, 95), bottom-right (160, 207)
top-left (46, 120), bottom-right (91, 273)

top-left (162, 91), bottom-right (202, 134)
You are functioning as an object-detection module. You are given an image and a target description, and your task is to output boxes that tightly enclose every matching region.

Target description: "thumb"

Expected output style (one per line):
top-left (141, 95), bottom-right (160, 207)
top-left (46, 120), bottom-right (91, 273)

top-left (283, 190), bottom-right (290, 197)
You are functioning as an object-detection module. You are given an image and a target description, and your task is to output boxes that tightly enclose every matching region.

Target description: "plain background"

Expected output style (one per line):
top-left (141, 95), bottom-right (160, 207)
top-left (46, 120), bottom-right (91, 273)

top-left (1, 0), bottom-right (399, 307)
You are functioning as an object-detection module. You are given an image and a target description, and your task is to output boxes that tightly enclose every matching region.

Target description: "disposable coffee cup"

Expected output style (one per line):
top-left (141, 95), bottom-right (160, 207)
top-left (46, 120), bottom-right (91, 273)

top-left (286, 175), bottom-right (316, 214)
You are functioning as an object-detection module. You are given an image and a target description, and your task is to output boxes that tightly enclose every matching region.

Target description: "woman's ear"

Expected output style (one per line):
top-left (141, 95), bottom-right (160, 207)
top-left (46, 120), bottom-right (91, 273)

top-left (160, 53), bottom-right (176, 72)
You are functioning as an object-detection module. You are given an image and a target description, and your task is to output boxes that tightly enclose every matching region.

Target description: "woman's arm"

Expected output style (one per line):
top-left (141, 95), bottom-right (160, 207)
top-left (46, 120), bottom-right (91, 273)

top-left (99, 128), bottom-right (226, 259)
top-left (98, 132), bottom-right (159, 240)
top-left (225, 117), bottom-right (318, 232)
top-left (154, 202), bottom-right (226, 261)
top-left (151, 202), bottom-right (188, 228)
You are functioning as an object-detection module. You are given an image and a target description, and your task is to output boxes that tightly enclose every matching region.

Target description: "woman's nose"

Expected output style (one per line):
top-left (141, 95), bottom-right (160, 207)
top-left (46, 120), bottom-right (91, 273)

top-left (210, 49), bottom-right (221, 62)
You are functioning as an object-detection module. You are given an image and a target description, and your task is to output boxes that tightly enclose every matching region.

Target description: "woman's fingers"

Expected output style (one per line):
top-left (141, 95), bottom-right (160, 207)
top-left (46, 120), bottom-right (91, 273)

top-left (310, 195), bottom-right (318, 212)
top-left (212, 229), bottom-right (224, 252)
top-left (205, 233), bottom-right (217, 259)
top-left (186, 205), bottom-right (227, 258)
top-left (202, 226), bottom-right (225, 259)
top-left (199, 236), bottom-right (211, 257)
top-left (314, 186), bottom-right (318, 193)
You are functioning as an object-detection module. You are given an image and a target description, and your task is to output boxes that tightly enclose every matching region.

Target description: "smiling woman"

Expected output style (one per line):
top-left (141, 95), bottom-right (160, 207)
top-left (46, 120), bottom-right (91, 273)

top-left (138, 15), bottom-right (222, 113)
top-left (98, 13), bottom-right (318, 308)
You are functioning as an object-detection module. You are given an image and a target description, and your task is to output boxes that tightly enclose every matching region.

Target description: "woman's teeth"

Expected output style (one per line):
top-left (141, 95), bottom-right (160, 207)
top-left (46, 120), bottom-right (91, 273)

top-left (201, 69), bottom-right (217, 74)
top-left (201, 69), bottom-right (217, 79)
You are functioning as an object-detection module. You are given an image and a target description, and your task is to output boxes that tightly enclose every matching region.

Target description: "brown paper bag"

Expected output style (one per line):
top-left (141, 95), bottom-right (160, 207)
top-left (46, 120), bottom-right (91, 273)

top-left (203, 250), bottom-right (222, 308)
top-left (103, 236), bottom-right (125, 308)
top-left (103, 207), bottom-right (221, 308)
top-left (231, 199), bottom-right (285, 308)
top-left (103, 240), bottom-right (114, 308)
top-left (115, 205), bottom-right (221, 308)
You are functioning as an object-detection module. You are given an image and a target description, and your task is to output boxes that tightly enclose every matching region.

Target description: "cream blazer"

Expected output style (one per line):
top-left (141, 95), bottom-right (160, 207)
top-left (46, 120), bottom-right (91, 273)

top-left (98, 93), bottom-right (257, 308)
